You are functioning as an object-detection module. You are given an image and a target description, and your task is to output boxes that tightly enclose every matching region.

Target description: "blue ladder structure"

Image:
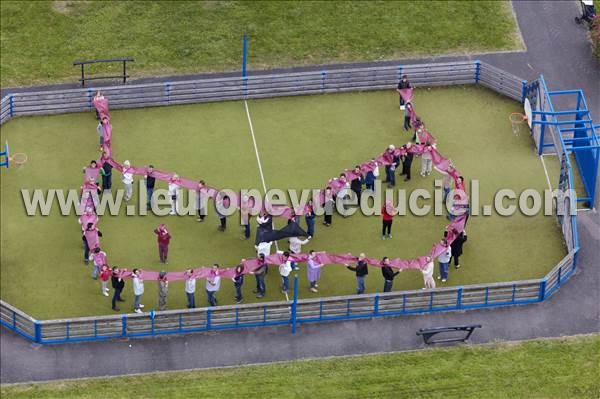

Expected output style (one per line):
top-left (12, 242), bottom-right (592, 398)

top-left (529, 76), bottom-right (599, 208)
top-left (0, 141), bottom-right (9, 168)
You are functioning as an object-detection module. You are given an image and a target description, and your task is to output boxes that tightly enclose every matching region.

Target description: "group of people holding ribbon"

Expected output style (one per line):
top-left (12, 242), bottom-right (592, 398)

top-left (79, 79), bottom-right (469, 312)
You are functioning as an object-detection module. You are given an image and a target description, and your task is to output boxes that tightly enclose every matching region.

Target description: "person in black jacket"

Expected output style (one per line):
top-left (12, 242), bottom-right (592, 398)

top-left (381, 257), bottom-right (400, 292)
top-left (396, 75), bottom-right (411, 110)
top-left (346, 253), bottom-right (368, 294)
top-left (350, 165), bottom-right (364, 206)
top-left (111, 266), bottom-right (126, 311)
top-left (400, 143), bottom-right (414, 182)
top-left (450, 229), bottom-right (467, 269)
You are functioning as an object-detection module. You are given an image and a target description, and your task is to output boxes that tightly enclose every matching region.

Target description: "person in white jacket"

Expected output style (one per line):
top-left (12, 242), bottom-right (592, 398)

top-left (122, 160), bottom-right (134, 201)
top-left (421, 257), bottom-right (436, 289)
top-left (278, 251), bottom-right (293, 293)
top-left (132, 269), bottom-right (145, 313)
top-left (289, 236), bottom-right (310, 270)
top-left (168, 174), bottom-right (180, 215)
top-left (420, 143), bottom-right (435, 177)
top-left (255, 241), bottom-right (273, 257)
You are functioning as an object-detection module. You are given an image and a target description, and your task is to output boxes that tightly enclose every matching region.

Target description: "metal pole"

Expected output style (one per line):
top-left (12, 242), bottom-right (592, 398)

top-left (123, 60), bottom-right (127, 84)
top-left (291, 273), bottom-right (298, 333)
top-left (242, 34), bottom-right (248, 78)
top-left (81, 64), bottom-right (85, 87)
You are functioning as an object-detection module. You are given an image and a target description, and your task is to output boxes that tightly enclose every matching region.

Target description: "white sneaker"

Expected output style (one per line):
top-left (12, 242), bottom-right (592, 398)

top-left (139, 304), bottom-right (145, 308)
top-left (103, 292), bottom-right (109, 297)
top-left (134, 309), bottom-right (142, 313)
top-left (169, 211), bottom-right (176, 215)
top-left (442, 279), bottom-right (447, 283)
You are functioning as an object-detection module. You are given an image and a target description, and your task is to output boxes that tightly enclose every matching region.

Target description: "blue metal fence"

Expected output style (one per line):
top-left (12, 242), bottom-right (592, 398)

top-left (0, 251), bottom-right (577, 345)
top-left (0, 61), bottom-right (584, 344)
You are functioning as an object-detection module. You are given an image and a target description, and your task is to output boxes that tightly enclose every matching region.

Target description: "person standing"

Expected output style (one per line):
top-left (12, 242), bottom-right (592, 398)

top-left (216, 194), bottom-right (230, 232)
top-left (153, 224), bottom-right (171, 263)
top-left (196, 180), bottom-right (207, 222)
top-left (289, 236), bottom-right (310, 270)
top-left (122, 160), bottom-right (134, 201)
top-left (233, 263), bottom-right (245, 304)
top-left (255, 241), bottom-right (273, 257)
top-left (145, 165), bottom-right (156, 210)
top-left (437, 240), bottom-right (452, 283)
top-left (404, 102), bottom-right (413, 131)
top-left (350, 165), bottom-right (364, 205)
top-left (132, 269), bottom-right (145, 313)
top-left (323, 187), bottom-right (334, 226)
top-left (157, 271), bottom-right (168, 311)
top-left (100, 159), bottom-right (113, 193)
top-left (365, 160), bottom-right (378, 191)
top-left (252, 253), bottom-right (268, 298)
top-left (450, 229), bottom-right (467, 269)
top-left (168, 175), bottom-right (180, 215)
top-left (421, 257), bottom-right (436, 289)
top-left (111, 266), bottom-right (125, 311)
top-left (381, 257), bottom-right (400, 293)
top-left (381, 201), bottom-right (394, 240)
top-left (83, 223), bottom-right (102, 264)
top-left (185, 269), bottom-right (197, 308)
top-left (304, 199), bottom-right (316, 237)
top-left (99, 264), bottom-right (112, 297)
top-left (396, 74), bottom-right (411, 109)
top-left (240, 195), bottom-right (251, 240)
top-left (420, 143), bottom-right (434, 177)
top-left (442, 172), bottom-right (452, 204)
top-left (279, 251), bottom-right (293, 294)
top-left (307, 250), bottom-right (324, 293)
top-left (346, 253), bottom-right (369, 294)
top-left (206, 264), bottom-right (221, 306)
top-left (400, 143), bottom-right (414, 182)
top-left (384, 145), bottom-right (397, 187)
top-left (89, 247), bottom-right (107, 279)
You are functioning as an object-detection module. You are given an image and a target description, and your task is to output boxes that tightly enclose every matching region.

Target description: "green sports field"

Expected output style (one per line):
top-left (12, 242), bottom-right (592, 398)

top-left (0, 86), bottom-right (566, 319)
top-left (2, 335), bottom-right (598, 398)
top-left (0, 1), bottom-right (522, 87)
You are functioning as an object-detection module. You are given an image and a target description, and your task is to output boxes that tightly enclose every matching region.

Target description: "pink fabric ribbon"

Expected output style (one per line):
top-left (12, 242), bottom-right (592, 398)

top-left (87, 87), bottom-right (470, 282)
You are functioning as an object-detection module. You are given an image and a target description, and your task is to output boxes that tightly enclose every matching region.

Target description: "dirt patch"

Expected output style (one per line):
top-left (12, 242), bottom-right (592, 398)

top-left (52, 0), bottom-right (88, 15)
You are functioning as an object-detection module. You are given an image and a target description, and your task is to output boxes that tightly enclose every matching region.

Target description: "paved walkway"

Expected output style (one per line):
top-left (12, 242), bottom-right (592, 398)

top-left (1, 0), bottom-right (599, 384)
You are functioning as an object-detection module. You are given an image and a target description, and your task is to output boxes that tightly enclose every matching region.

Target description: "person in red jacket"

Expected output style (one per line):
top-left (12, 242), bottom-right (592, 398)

top-left (153, 224), bottom-right (172, 263)
top-left (99, 264), bottom-right (112, 297)
top-left (381, 200), bottom-right (395, 240)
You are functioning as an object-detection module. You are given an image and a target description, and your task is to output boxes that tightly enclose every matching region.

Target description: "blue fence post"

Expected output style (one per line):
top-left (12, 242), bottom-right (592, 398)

top-left (521, 80), bottom-right (527, 103)
top-left (165, 82), bottom-right (171, 104)
top-left (9, 95), bottom-right (13, 117)
top-left (291, 274), bottom-right (299, 334)
top-left (87, 89), bottom-right (93, 109)
top-left (242, 34), bottom-right (248, 78)
top-left (456, 287), bottom-right (463, 309)
top-left (121, 315), bottom-right (127, 337)
top-left (321, 71), bottom-right (327, 93)
top-left (206, 308), bottom-right (212, 330)
top-left (150, 310), bottom-right (155, 335)
top-left (557, 266), bottom-right (562, 285)
top-left (538, 280), bottom-right (547, 301)
top-left (373, 294), bottom-right (379, 316)
top-left (474, 60), bottom-right (481, 83)
top-left (66, 321), bottom-right (71, 340)
top-left (34, 320), bottom-right (41, 344)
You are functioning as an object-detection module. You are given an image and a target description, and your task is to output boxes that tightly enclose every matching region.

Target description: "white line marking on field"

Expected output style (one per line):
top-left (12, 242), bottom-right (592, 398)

top-left (244, 100), bottom-right (268, 194)
top-left (540, 155), bottom-right (553, 192)
top-left (243, 99), bottom-right (281, 255)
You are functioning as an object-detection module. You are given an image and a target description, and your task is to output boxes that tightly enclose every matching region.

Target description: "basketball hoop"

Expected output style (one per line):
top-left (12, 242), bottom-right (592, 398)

top-left (9, 153), bottom-right (28, 168)
top-left (509, 113), bottom-right (527, 136)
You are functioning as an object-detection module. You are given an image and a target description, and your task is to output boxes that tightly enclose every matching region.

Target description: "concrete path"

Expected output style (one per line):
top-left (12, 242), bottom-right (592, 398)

top-left (1, 0), bottom-right (599, 384)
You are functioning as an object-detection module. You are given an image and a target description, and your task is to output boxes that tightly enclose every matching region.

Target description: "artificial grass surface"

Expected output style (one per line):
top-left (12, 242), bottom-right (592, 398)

top-left (0, 86), bottom-right (566, 319)
top-left (0, 1), bottom-right (523, 87)
top-left (2, 334), bottom-right (598, 398)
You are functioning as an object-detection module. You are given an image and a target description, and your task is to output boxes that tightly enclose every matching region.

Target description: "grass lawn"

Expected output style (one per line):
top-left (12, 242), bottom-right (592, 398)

top-left (0, 86), bottom-right (566, 319)
top-left (2, 334), bottom-right (598, 398)
top-left (0, 1), bottom-right (523, 87)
